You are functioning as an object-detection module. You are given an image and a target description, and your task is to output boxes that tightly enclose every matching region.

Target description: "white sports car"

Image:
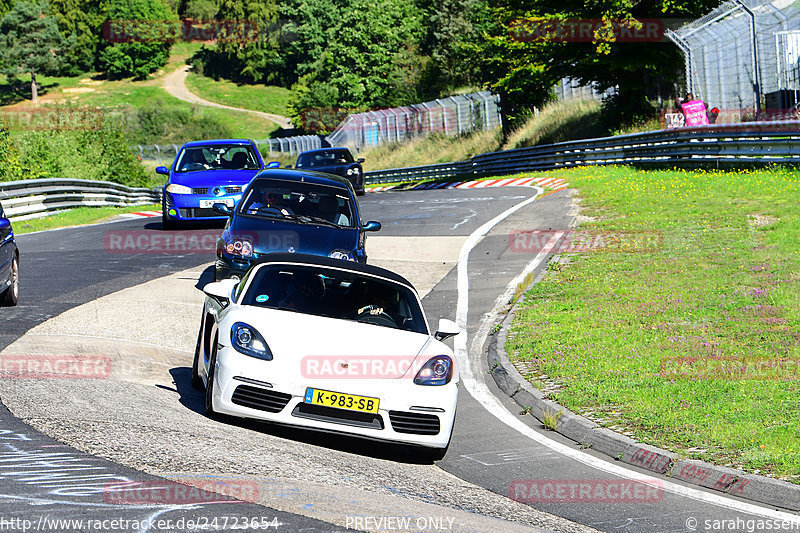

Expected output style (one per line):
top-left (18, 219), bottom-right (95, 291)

top-left (192, 253), bottom-right (461, 459)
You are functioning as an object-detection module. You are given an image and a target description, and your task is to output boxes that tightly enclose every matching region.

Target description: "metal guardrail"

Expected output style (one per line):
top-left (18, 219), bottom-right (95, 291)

top-left (364, 122), bottom-right (800, 185)
top-left (0, 178), bottom-right (161, 222)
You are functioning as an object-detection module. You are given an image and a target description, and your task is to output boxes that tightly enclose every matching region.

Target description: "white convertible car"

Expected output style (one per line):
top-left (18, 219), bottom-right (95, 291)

top-left (192, 253), bottom-right (460, 459)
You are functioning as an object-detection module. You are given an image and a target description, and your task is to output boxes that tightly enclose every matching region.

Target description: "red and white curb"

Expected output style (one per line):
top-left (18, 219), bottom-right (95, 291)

top-left (367, 176), bottom-right (568, 193)
top-left (119, 210), bottom-right (161, 219)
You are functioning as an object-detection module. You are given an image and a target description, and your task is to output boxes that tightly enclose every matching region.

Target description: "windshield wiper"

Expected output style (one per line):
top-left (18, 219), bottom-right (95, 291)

top-left (301, 215), bottom-right (341, 228)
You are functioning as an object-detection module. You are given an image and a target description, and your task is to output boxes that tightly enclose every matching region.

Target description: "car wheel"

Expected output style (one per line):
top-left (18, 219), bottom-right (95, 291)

top-left (162, 201), bottom-right (176, 230)
top-left (204, 336), bottom-right (219, 417)
top-left (191, 317), bottom-right (205, 390)
top-left (1, 254), bottom-right (19, 307)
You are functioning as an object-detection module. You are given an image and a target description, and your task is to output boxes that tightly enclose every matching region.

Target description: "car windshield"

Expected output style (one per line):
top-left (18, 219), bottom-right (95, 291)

top-left (238, 182), bottom-right (354, 227)
top-left (296, 150), bottom-right (353, 168)
top-left (243, 264), bottom-right (428, 334)
top-left (175, 144), bottom-right (260, 172)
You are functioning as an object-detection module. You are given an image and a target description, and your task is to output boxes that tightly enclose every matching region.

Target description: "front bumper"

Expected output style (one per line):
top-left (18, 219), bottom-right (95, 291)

top-left (211, 346), bottom-right (458, 449)
top-left (164, 191), bottom-right (242, 221)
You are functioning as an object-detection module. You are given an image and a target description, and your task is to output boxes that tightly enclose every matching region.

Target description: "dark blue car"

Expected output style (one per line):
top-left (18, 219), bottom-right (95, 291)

top-left (158, 139), bottom-right (265, 229)
top-left (295, 147), bottom-right (366, 195)
top-left (0, 202), bottom-right (19, 306)
top-left (213, 169), bottom-right (381, 280)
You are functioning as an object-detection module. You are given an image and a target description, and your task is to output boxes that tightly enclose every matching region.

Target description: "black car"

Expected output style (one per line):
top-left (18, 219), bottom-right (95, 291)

top-left (295, 148), bottom-right (366, 195)
top-left (213, 169), bottom-right (381, 281)
top-left (0, 202), bottom-right (19, 306)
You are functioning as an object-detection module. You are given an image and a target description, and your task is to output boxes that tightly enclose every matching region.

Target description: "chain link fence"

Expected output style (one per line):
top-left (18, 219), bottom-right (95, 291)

top-left (667, 0), bottom-right (800, 123)
top-left (134, 136), bottom-right (322, 165)
top-left (325, 91), bottom-right (502, 151)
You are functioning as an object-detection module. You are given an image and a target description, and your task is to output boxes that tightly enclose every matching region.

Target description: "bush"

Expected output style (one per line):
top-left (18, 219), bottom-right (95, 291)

top-left (98, 0), bottom-right (177, 80)
top-left (117, 98), bottom-right (233, 144)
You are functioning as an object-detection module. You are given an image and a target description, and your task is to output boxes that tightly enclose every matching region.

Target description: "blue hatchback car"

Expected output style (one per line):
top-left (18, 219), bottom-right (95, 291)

top-left (0, 202), bottom-right (19, 306)
top-left (158, 139), bottom-right (265, 228)
top-left (212, 169), bottom-right (381, 280)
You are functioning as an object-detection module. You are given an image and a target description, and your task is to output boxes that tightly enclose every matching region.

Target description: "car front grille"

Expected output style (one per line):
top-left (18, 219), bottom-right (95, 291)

top-left (388, 410), bottom-right (440, 435)
top-left (230, 385), bottom-right (292, 413)
top-left (191, 186), bottom-right (241, 195)
top-left (292, 403), bottom-right (384, 430)
top-left (178, 208), bottom-right (221, 218)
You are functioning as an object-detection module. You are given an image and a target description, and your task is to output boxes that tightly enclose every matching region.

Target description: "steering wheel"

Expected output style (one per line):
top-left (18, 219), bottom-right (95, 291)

top-left (356, 306), bottom-right (397, 328)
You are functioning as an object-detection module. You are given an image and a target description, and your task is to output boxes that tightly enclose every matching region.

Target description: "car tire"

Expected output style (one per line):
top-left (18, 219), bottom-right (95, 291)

top-left (191, 317), bottom-right (205, 390)
top-left (204, 336), bottom-right (219, 417)
top-left (1, 254), bottom-right (19, 307)
top-left (162, 201), bottom-right (176, 230)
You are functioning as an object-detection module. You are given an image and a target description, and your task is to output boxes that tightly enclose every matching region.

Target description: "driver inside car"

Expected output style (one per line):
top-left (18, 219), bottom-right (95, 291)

top-left (245, 190), bottom-right (294, 216)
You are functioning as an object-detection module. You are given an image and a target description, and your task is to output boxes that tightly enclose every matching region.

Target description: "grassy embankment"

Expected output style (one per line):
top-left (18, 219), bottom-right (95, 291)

top-left (12, 204), bottom-right (161, 234)
top-left (507, 165), bottom-right (800, 481)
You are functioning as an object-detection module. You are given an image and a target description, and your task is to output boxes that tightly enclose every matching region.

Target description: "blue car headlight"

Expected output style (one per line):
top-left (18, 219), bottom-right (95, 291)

top-left (414, 355), bottom-right (453, 386)
top-left (231, 322), bottom-right (272, 360)
top-left (166, 183), bottom-right (192, 195)
top-left (329, 250), bottom-right (355, 261)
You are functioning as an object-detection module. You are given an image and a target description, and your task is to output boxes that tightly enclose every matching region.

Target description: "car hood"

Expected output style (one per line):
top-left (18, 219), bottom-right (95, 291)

top-left (224, 308), bottom-right (436, 379)
top-left (169, 169), bottom-right (261, 187)
top-left (229, 216), bottom-right (358, 255)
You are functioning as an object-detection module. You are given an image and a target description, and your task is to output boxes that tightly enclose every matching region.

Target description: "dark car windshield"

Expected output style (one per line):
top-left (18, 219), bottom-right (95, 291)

top-left (238, 182), bottom-right (354, 227)
top-left (175, 144), bottom-right (260, 173)
top-left (296, 149), bottom-right (354, 168)
top-left (243, 264), bottom-right (427, 334)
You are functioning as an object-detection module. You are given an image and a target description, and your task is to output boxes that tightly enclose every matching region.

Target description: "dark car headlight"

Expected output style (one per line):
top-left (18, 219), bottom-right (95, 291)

top-left (225, 238), bottom-right (253, 257)
top-left (346, 168), bottom-right (361, 176)
top-left (414, 356), bottom-right (453, 386)
top-left (231, 322), bottom-right (272, 360)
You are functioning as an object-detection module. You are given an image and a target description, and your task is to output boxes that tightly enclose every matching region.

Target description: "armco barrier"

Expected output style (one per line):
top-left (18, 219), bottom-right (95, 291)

top-left (364, 122), bottom-right (800, 185)
top-left (0, 178), bottom-right (161, 222)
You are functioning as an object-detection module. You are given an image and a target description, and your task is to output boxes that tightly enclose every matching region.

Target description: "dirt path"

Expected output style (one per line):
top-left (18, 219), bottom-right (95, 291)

top-left (162, 65), bottom-right (294, 130)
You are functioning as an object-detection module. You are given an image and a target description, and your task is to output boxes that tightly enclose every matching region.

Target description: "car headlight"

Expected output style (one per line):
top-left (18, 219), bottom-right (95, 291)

top-left (231, 322), bottom-right (272, 360)
top-left (346, 168), bottom-right (361, 175)
top-left (414, 355), bottom-right (453, 386)
top-left (226, 238), bottom-right (253, 257)
top-left (166, 183), bottom-right (192, 195)
top-left (329, 250), bottom-right (355, 261)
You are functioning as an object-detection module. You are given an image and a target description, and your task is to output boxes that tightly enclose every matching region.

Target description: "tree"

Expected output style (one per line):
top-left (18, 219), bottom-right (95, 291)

top-left (479, 0), bottom-right (723, 129)
top-left (0, 1), bottom-right (71, 101)
top-left (98, 0), bottom-right (178, 80)
top-left (50, 0), bottom-right (111, 74)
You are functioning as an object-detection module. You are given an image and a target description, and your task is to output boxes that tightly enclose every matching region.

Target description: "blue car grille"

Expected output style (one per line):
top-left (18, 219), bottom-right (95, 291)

top-left (191, 186), bottom-right (242, 195)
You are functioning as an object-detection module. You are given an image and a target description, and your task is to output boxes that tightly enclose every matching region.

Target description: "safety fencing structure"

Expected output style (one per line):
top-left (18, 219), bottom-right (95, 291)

top-left (364, 121), bottom-right (800, 184)
top-left (326, 91), bottom-right (502, 151)
top-left (0, 178), bottom-right (161, 222)
top-left (134, 135), bottom-right (322, 163)
top-left (667, 0), bottom-right (800, 121)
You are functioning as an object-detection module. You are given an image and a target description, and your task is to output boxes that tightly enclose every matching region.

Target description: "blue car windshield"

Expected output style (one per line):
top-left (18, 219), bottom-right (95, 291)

top-left (239, 182), bottom-right (355, 227)
top-left (296, 149), bottom-right (354, 168)
top-left (243, 264), bottom-right (428, 334)
top-left (175, 145), bottom-right (259, 173)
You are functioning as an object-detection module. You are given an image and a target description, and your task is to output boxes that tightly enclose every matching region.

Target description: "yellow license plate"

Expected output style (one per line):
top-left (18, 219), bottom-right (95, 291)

top-left (304, 388), bottom-right (380, 414)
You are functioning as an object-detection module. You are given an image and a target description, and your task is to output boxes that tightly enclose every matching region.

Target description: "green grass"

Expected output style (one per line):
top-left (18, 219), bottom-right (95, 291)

top-left (184, 72), bottom-right (292, 117)
top-left (13, 204), bottom-right (160, 234)
top-left (502, 98), bottom-right (603, 150)
top-left (507, 165), bottom-right (800, 482)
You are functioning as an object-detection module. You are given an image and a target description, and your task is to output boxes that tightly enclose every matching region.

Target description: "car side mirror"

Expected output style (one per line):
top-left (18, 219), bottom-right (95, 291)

top-left (155, 166), bottom-right (169, 175)
top-left (0, 218), bottom-right (10, 231)
top-left (203, 279), bottom-right (238, 302)
top-left (266, 161), bottom-right (280, 168)
top-left (212, 203), bottom-right (233, 216)
top-left (284, 164), bottom-right (293, 169)
top-left (362, 221), bottom-right (381, 232)
top-left (357, 158), bottom-right (365, 164)
top-left (434, 319), bottom-right (460, 341)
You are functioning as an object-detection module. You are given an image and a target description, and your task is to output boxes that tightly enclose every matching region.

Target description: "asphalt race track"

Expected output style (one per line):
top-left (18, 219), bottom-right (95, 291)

top-left (1, 186), bottom-right (798, 533)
